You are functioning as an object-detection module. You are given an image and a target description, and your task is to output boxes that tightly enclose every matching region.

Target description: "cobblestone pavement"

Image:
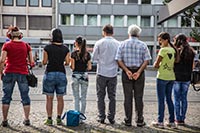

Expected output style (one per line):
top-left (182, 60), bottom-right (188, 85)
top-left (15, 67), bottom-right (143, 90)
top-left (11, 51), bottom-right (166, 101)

top-left (0, 67), bottom-right (200, 133)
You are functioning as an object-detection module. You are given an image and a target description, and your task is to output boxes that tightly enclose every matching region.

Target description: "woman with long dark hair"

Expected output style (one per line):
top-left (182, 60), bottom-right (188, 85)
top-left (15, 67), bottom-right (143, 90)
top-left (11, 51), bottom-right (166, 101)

top-left (70, 36), bottom-right (91, 120)
top-left (173, 34), bottom-right (195, 125)
top-left (42, 28), bottom-right (70, 125)
top-left (152, 32), bottom-right (177, 129)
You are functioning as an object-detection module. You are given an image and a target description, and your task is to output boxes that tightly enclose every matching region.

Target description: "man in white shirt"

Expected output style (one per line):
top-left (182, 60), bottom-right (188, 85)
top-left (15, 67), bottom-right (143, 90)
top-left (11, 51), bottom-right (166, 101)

top-left (92, 24), bottom-right (120, 124)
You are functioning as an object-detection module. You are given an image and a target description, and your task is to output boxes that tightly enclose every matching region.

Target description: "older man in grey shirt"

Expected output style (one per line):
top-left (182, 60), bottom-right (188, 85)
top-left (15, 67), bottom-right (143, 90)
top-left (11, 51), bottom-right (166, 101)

top-left (92, 24), bottom-right (120, 124)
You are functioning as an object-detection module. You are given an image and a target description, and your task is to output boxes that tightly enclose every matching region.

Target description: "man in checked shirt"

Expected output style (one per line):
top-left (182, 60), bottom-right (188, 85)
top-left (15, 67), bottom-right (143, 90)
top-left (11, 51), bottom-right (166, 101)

top-left (115, 24), bottom-right (152, 127)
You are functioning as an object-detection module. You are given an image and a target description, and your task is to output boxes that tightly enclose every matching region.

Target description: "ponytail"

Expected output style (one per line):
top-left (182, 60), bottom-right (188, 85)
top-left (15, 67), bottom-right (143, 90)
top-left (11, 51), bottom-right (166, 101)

top-left (75, 36), bottom-right (87, 62)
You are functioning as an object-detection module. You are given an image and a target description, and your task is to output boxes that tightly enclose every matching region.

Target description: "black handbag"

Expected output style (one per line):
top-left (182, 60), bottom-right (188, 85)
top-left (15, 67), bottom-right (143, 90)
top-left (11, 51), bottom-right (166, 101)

top-left (191, 69), bottom-right (200, 91)
top-left (26, 65), bottom-right (38, 87)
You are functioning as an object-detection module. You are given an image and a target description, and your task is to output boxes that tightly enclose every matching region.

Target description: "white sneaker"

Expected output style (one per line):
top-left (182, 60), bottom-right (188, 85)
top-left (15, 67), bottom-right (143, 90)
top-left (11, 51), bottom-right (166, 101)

top-left (151, 121), bottom-right (164, 129)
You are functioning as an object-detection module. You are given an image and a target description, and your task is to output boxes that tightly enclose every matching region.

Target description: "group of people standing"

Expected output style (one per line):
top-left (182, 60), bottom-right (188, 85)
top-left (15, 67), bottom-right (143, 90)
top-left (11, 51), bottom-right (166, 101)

top-left (0, 24), bottom-right (195, 129)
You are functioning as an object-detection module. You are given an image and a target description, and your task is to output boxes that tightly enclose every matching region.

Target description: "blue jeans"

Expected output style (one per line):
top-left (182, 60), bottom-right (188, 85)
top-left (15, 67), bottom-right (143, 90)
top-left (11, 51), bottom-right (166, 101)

top-left (71, 72), bottom-right (88, 114)
top-left (43, 72), bottom-right (67, 96)
top-left (2, 73), bottom-right (30, 105)
top-left (156, 79), bottom-right (175, 123)
top-left (173, 81), bottom-right (190, 121)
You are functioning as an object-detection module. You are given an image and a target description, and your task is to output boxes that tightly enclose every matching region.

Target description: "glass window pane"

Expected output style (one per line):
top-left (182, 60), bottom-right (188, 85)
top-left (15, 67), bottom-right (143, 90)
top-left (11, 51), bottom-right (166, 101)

top-left (114, 16), bottom-right (124, 27)
top-left (141, 0), bottom-right (151, 4)
top-left (75, 0), bottom-right (84, 3)
top-left (61, 0), bottom-right (71, 2)
top-left (115, 0), bottom-right (124, 4)
top-left (88, 0), bottom-right (97, 3)
top-left (3, 16), bottom-right (14, 29)
top-left (141, 16), bottom-right (150, 27)
top-left (74, 15), bottom-right (84, 25)
top-left (167, 17), bottom-right (177, 27)
top-left (101, 0), bottom-right (111, 4)
top-left (16, 16), bottom-right (26, 29)
top-left (128, 16), bottom-right (137, 26)
top-left (29, 0), bottom-right (39, 6)
top-left (3, 0), bottom-right (13, 6)
top-left (42, 0), bottom-right (52, 7)
top-left (61, 15), bottom-right (70, 25)
top-left (128, 0), bottom-right (138, 4)
top-left (29, 16), bottom-right (52, 30)
top-left (154, 0), bottom-right (162, 4)
top-left (101, 15), bottom-right (110, 26)
top-left (88, 15), bottom-right (97, 26)
top-left (17, 0), bottom-right (26, 6)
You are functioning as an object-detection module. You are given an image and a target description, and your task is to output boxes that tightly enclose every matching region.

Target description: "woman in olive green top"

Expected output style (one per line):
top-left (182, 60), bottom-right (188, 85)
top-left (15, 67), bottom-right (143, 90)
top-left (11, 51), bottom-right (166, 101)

top-left (152, 32), bottom-right (177, 129)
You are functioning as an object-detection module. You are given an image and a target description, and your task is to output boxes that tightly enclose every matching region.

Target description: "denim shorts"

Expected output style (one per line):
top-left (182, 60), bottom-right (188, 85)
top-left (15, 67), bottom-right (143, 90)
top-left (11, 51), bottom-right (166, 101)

top-left (42, 72), bottom-right (67, 96)
top-left (2, 73), bottom-right (30, 105)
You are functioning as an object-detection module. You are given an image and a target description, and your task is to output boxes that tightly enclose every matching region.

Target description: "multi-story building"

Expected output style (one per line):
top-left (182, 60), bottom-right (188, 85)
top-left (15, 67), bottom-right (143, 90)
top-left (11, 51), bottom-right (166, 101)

top-left (0, 0), bottom-right (55, 60)
top-left (0, 0), bottom-right (199, 63)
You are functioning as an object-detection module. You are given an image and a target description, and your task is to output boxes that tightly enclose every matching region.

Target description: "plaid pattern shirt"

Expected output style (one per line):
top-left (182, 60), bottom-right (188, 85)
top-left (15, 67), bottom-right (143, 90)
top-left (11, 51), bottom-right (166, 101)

top-left (115, 37), bottom-right (151, 67)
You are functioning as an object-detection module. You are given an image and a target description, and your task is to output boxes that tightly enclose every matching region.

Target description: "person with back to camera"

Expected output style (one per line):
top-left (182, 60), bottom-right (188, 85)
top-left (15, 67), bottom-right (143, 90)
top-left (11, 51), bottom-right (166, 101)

top-left (0, 26), bottom-right (35, 127)
top-left (152, 32), bottom-right (179, 129)
top-left (70, 36), bottom-right (92, 123)
top-left (173, 34), bottom-right (195, 126)
top-left (115, 24), bottom-right (151, 127)
top-left (42, 28), bottom-right (70, 126)
top-left (92, 24), bottom-right (120, 124)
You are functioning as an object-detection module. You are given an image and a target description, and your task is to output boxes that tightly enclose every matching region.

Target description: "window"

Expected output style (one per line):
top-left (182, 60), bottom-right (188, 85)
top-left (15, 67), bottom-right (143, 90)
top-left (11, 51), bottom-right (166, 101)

top-left (141, 16), bottom-right (150, 27)
top-left (154, 0), bottom-right (162, 4)
top-left (115, 0), bottom-right (124, 4)
top-left (87, 15), bottom-right (97, 26)
top-left (17, 0), bottom-right (26, 6)
top-left (61, 15), bottom-right (71, 25)
top-left (141, 0), bottom-right (151, 4)
top-left (74, 0), bottom-right (84, 3)
top-left (195, 16), bottom-right (200, 27)
top-left (128, 0), bottom-right (138, 4)
top-left (114, 16), bottom-right (124, 27)
top-left (29, 0), bottom-right (39, 7)
top-left (42, 0), bottom-right (52, 7)
top-left (16, 16), bottom-right (26, 29)
top-left (181, 16), bottom-right (191, 27)
top-left (61, 0), bottom-right (71, 2)
top-left (29, 16), bottom-right (52, 30)
top-left (3, 0), bottom-right (13, 6)
top-left (167, 17), bottom-right (177, 27)
top-left (88, 0), bottom-right (97, 3)
top-left (101, 0), bottom-right (111, 4)
top-left (74, 15), bottom-right (84, 25)
top-left (127, 16), bottom-right (137, 26)
top-left (3, 16), bottom-right (14, 28)
top-left (101, 15), bottom-right (110, 26)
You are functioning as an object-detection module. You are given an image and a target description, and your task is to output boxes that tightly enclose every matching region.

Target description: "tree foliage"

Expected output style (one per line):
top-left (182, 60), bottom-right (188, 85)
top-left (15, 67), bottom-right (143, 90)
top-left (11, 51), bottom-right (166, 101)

top-left (163, 0), bottom-right (200, 42)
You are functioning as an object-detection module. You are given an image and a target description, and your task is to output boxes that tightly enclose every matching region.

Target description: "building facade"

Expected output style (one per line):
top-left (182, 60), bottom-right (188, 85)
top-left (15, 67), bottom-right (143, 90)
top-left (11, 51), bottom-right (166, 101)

top-left (0, 0), bottom-right (199, 63)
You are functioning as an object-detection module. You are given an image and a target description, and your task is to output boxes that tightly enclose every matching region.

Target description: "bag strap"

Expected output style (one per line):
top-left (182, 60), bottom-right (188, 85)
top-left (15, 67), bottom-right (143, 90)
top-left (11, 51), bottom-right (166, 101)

top-left (79, 113), bottom-right (86, 120)
top-left (61, 112), bottom-right (67, 120)
top-left (192, 84), bottom-right (200, 92)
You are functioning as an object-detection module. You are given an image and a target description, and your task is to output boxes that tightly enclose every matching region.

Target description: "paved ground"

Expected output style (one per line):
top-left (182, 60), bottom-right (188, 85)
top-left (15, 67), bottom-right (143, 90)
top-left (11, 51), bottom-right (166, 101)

top-left (0, 67), bottom-right (200, 133)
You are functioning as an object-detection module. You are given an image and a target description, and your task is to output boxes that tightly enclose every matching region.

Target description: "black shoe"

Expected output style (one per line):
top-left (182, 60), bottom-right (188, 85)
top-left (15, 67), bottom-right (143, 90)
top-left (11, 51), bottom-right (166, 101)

top-left (122, 121), bottom-right (132, 127)
top-left (1, 120), bottom-right (8, 127)
top-left (23, 119), bottom-right (30, 126)
top-left (137, 121), bottom-right (146, 127)
top-left (108, 119), bottom-right (115, 124)
top-left (97, 119), bottom-right (105, 124)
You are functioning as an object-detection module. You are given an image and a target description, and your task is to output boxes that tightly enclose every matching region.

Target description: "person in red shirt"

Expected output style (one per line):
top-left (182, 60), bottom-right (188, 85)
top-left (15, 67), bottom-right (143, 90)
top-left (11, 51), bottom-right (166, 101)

top-left (0, 26), bottom-right (34, 127)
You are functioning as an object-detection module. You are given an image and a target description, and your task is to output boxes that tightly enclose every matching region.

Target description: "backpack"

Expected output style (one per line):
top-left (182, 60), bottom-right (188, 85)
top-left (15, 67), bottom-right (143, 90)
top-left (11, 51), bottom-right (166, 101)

top-left (62, 110), bottom-right (86, 126)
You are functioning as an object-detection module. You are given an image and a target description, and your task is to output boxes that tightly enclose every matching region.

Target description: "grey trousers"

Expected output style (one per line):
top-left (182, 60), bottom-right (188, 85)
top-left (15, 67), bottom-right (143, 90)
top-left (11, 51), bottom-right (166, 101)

top-left (96, 75), bottom-right (117, 121)
top-left (122, 69), bottom-right (145, 124)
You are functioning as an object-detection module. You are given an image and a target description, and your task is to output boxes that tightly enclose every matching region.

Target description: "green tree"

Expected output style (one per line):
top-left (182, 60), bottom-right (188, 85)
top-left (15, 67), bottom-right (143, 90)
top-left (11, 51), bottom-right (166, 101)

top-left (163, 0), bottom-right (200, 42)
